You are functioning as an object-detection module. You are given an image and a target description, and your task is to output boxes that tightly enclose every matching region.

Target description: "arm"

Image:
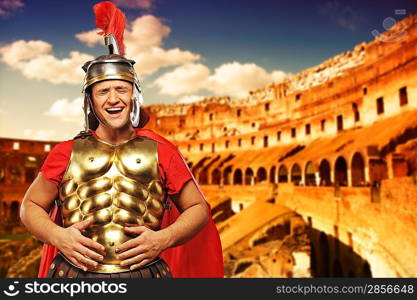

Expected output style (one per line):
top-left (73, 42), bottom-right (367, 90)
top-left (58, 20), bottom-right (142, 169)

top-left (20, 172), bottom-right (105, 271)
top-left (116, 179), bottom-right (209, 270)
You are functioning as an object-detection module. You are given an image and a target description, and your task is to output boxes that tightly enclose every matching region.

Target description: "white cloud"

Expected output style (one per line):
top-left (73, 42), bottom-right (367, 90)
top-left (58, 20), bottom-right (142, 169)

top-left (176, 94), bottom-right (205, 104)
top-left (153, 62), bottom-right (288, 98)
top-left (0, 0), bottom-right (24, 18)
top-left (23, 129), bottom-right (56, 141)
top-left (208, 62), bottom-right (287, 98)
top-left (45, 97), bottom-right (84, 122)
top-left (152, 63), bottom-right (210, 96)
top-left (113, 0), bottom-right (154, 10)
top-left (0, 40), bottom-right (51, 65)
top-left (75, 30), bottom-right (103, 48)
top-left (75, 15), bottom-right (200, 75)
top-left (0, 40), bottom-right (94, 84)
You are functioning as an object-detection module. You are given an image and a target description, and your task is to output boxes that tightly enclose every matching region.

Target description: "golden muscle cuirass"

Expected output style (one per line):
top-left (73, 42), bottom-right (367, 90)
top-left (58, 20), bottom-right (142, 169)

top-left (58, 135), bottom-right (166, 273)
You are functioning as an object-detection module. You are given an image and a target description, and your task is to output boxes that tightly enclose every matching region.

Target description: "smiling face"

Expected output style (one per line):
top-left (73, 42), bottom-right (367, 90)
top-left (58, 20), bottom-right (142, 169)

top-left (91, 80), bottom-right (133, 130)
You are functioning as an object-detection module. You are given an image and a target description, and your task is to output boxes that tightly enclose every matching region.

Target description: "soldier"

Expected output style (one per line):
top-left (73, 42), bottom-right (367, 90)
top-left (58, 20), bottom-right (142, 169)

top-left (20, 1), bottom-right (223, 278)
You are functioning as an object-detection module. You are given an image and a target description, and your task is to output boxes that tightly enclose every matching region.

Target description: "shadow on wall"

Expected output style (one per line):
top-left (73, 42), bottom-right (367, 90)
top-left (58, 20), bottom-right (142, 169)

top-left (309, 228), bottom-right (372, 278)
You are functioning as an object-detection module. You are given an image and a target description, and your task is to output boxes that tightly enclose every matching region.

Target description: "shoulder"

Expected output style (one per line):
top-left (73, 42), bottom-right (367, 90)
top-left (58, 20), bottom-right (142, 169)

top-left (135, 129), bottom-right (179, 153)
top-left (49, 139), bottom-right (74, 157)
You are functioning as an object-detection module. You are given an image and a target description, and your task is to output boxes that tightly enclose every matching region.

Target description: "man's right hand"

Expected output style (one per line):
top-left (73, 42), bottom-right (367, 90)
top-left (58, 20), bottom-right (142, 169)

top-left (53, 219), bottom-right (106, 272)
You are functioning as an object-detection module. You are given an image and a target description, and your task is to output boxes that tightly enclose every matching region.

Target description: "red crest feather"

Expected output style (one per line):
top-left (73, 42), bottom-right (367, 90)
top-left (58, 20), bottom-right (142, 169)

top-left (93, 1), bottom-right (126, 56)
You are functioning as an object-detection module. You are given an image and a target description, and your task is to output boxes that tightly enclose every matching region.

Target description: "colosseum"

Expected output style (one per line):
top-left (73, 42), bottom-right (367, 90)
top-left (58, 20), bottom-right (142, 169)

top-left (1, 14), bottom-right (417, 278)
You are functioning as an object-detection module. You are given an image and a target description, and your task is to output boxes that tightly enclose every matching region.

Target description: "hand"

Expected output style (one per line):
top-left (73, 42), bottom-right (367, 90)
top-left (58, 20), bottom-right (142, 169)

top-left (115, 226), bottom-right (170, 270)
top-left (53, 219), bottom-right (105, 271)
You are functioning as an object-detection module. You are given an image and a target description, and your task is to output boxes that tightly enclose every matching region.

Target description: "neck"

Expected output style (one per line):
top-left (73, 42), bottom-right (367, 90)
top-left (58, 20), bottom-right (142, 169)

top-left (95, 123), bottom-right (136, 145)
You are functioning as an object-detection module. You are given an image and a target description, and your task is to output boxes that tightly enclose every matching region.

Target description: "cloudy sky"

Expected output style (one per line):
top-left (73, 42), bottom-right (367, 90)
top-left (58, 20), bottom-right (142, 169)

top-left (0, 0), bottom-right (416, 141)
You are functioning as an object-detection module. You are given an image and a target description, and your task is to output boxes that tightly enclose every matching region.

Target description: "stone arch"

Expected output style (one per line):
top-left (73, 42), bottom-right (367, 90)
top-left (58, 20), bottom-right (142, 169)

top-left (245, 168), bottom-right (254, 185)
top-left (335, 156), bottom-right (348, 186)
top-left (223, 166), bottom-right (233, 185)
top-left (233, 169), bottom-right (243, 185)
top-left (290, 163), bottom-right (302, 185)
top-left (319, 159), bottom-right (331, 186)
top-left (211, 169), bottom-right (221, 185)
top-left (269, 166), bottom-right (276, 183)
top-left (278, 165), bottom-right (288, 183)
top-left (351, 152), bottom-right (366, 186)
top-left (305, 161), bottom-right (316, 186)
top-left (198, 169), bottom-right (209, 185)
top-left (256, 167), bottom-right (267, 183)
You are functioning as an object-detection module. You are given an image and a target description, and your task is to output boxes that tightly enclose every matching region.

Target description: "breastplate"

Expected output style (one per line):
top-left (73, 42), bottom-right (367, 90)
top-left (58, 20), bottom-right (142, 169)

top-left (58, 135), bottom-right (166, 273)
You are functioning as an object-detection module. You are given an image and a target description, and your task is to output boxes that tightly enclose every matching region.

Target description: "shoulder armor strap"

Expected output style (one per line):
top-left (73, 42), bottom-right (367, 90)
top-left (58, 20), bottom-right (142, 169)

top-left (74, 130), bottom-right (93, 140)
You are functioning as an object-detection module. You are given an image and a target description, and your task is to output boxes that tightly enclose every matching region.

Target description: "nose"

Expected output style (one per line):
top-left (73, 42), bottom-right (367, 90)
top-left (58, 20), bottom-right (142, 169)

top-left (107, 89), bottom-right (120, 105)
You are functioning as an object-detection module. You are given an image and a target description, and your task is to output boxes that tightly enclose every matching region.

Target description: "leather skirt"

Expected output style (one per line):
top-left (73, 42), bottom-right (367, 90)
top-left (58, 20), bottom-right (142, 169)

top-left (47, 253), bottom-right (172, 278)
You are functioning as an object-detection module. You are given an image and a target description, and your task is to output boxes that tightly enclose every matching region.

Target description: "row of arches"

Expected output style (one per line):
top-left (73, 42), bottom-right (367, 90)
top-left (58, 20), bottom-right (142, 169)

top-left (197, 152), bottom-right (385, 187)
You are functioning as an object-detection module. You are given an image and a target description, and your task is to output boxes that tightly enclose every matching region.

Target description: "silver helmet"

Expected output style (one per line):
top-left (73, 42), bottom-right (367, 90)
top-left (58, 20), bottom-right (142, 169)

top-left (81, 36), bottom-right (148, 130)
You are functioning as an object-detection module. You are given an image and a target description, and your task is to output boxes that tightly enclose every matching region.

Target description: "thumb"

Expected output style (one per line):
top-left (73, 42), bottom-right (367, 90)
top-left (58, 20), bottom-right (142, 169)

top-left (124, 225), bottom-right (148, 234)
top-left (73, 218), bottom-right (94, 231)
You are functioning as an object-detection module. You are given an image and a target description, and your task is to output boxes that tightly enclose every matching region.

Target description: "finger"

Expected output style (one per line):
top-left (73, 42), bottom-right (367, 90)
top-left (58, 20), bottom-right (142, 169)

top-left (77, 244), bottom-right (104, 262)
top-left (79, 235), bottom-right (106, 254)
top-left (74, 251), bottom-right (99, 269)
top-left (69, 256), bottom-right (88, 272)
top-left (120, 253), bottom-right (147, 268)
top-left (73, 218), bottom-right (94, 231)
top-left (117, 245), bottom-right (145, 260)
top-left (130, 258), bottom-right (152, 271)
top-left (116, 238), bottom-right (140, 253)
top-left (124, 226), bottom-right (148, 235)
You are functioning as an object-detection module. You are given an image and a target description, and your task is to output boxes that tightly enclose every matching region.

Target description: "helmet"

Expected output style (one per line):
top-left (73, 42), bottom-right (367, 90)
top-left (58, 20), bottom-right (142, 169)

top-left (81, 2), bottom-right (148, 130)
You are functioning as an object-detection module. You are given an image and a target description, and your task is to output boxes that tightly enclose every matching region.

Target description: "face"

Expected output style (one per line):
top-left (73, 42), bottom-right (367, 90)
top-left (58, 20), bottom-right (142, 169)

top-left (91, 80), bottom-right (133, 130)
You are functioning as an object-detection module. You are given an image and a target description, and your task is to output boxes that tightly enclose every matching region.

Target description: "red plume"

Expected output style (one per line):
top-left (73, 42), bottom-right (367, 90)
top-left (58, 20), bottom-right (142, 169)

top-left (93, 1), bottom-right (126, 56)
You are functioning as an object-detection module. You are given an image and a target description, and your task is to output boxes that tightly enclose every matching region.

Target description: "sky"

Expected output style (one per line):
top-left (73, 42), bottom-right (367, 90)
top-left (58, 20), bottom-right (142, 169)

top-left (0, 0), bottom-right (416, 141)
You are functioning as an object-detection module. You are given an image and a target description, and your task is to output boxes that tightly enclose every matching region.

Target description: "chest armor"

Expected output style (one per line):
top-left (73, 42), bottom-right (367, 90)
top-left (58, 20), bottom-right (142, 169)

top-left (59, 135), bottom-right (166, 273)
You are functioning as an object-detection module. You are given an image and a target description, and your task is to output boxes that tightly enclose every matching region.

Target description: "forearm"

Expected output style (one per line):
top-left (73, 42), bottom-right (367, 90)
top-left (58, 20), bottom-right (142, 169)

top-left (160, 202), bottom-right (209, 249)
top-left (20, 199), bottom-right (63, 246)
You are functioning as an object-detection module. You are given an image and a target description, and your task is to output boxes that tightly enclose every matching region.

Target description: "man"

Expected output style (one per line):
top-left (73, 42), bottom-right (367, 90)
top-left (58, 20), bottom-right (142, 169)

top-left (19, 1), bottom-right (223, 278)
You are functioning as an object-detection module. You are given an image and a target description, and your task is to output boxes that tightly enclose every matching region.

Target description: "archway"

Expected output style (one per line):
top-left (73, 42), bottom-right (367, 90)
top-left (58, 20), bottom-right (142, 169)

top-left (319, 159), bottom-right (331, 186)
top-left (256, 167), bottom-right (267, 183)
top-left (198, 169), bottom-right (209, 185)
top-left (211, 169), bottom-right (221, 185)
top-left (245, 168), bottom-right (254, 185)
top-left (335, 156), bottom-right (348, 186)
top-left (278, 165), bottom-right (288, 183)
top-left (233, 169), bottom-right (243, 185)
top-left (223, 166), bottom-right (233, 185)
top-left (351, 152), bottom-right (365, 186)
top-left (291, 164), bottom-right (302, 185)
top-left (305, 161), bottom-right (316, 186)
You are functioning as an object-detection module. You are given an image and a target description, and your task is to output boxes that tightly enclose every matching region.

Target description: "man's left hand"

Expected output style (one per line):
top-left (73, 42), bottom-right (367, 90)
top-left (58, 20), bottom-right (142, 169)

top-left (115, 226), bottom-right (170, 270)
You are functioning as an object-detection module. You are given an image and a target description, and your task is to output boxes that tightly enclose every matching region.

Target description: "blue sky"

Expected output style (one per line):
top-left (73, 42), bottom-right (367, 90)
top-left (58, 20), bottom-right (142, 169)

top-left (0, 0), bottom-right (416, 141)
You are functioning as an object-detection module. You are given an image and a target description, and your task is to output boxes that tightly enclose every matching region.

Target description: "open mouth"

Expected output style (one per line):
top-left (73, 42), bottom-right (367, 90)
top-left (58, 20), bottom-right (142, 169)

top-left (105, 107), bottom-right (124, 115)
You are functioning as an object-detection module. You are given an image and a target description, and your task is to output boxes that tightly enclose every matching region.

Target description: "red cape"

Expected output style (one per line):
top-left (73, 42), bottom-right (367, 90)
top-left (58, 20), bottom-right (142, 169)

top-left (38, 129), bottom-right (224, 278)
